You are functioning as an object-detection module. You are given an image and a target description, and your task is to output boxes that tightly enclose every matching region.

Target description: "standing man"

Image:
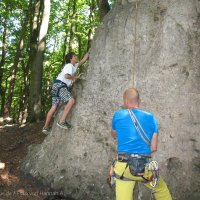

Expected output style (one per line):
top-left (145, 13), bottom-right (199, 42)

top-left (42, 52), bottom-right (89, 134)
top-left (111, 88), bottom-right (172, 200)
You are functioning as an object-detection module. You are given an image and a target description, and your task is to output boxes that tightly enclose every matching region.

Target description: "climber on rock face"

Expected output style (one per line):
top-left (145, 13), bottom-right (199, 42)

top-left (42, 51), bottom-right (89, 134)
top-left (110, 88), bottom-right (172, 200)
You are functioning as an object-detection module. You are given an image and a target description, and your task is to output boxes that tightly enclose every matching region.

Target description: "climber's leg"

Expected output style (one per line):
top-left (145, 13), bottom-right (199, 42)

top-left (144, 176), bottom-right (172, 200)
top-left (44, 104), bottom-right (58, 129)
top-left (59, 97), bottom-right (75, 122)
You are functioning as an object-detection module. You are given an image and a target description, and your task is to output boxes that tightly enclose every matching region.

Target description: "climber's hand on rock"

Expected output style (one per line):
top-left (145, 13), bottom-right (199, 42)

top-left (78, 73), bottom-right (84, 79)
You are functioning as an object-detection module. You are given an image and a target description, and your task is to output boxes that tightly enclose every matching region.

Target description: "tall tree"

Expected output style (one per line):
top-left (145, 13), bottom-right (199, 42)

top-left (29, 0), bottom-right (50, 122)
top-left (3, 11), bottom-right (29, 118)
top-left (87, 0), bottom-right (96, 50)
top-left (61, 0), bottom-right (77, 65)
top-left (18, 59), bottom-right (30, 123)
top-left (0, 5), bottom-right (8, 116)
top-left (61, 0), bottom-right (71, 66)
top-left (68, 0), bottom-right (77, 52)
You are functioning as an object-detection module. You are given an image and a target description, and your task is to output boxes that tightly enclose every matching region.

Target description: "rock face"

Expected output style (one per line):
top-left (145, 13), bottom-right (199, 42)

top-left (22, 0), bottom-right (200, 199)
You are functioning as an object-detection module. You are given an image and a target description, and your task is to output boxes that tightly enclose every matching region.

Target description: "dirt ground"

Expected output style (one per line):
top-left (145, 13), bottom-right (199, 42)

top-left (0, 122), bottom-right (80, 200)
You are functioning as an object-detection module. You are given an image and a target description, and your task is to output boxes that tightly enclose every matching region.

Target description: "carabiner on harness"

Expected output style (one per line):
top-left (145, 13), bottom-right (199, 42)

top-left (146, 160), bottom-right (159, 187)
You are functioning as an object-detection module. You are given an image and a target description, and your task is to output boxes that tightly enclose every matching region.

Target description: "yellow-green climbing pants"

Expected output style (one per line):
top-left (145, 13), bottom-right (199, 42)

top-left (114, 161), bottom-right (172, 200)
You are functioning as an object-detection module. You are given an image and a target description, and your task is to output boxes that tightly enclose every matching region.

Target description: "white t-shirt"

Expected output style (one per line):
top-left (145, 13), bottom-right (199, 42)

top-left (56, 63), bottom-right (78, 87)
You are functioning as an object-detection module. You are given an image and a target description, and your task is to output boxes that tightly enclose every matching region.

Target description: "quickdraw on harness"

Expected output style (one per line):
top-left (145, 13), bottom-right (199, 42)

top-left (146, 160), bottom-right (159, 187)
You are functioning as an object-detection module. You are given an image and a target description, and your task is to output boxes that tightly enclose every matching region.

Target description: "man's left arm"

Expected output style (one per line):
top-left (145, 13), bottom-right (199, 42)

top-left (151, 115), bottom-right (159, 152)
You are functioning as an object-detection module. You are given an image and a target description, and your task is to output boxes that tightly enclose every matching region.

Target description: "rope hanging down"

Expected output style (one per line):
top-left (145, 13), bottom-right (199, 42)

top-left (133, 0), bottom-right (138, 87)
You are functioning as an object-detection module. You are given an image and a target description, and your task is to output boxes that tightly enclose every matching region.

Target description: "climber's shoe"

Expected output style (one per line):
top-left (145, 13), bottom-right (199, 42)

top-left (42, 127), bottom-right (51, 135)
top-left (57, 121), bottom-right (72, 129)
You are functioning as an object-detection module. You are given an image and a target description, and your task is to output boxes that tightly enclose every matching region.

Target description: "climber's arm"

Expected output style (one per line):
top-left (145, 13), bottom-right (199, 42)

top-left (79, 52), bottom-right (89, 66)
top-left (65, 74), bottom-right (80, 80)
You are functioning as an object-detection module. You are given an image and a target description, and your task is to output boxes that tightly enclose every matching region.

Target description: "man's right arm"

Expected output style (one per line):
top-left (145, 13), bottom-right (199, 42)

top-left (151, 133), bottom-right (158, 152)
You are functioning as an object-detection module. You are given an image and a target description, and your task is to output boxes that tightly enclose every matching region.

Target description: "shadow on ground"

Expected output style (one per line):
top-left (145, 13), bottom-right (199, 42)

top-left (0, 122), bottom-right (94, 200)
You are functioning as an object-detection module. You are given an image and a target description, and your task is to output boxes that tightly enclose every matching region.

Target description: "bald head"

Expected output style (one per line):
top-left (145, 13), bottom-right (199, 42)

top-left (123, 88), bottom-right (140, 107)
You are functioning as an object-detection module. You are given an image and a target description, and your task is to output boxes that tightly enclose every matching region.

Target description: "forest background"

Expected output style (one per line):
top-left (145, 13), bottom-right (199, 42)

top-left (0, 0), bottom-right (112, 124)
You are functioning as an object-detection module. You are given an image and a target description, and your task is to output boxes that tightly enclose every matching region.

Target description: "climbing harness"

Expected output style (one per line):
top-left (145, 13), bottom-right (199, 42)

top-left (114, 157), bottom-right (159, 186)
top-left (115, 154), bottom-right (150, 182)
top-left (118, 153), bottom-right (150, 176)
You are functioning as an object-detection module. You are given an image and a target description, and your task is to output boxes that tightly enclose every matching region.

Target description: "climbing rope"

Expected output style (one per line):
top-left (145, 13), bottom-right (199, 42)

top-left (133, 0), bottom-right (138, 87)
top-left (132, 1), bottom-right (165, 87)
top-left (131, 2), bottom-right (162, 199)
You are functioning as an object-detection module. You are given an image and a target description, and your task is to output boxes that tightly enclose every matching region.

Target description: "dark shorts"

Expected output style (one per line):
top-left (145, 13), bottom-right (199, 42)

top-left (51, 81), bottom-right (71, 105)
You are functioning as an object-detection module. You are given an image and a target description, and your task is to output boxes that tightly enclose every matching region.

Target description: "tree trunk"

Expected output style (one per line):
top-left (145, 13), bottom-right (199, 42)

top-left (0, 17), bottom-right (7, 116)
top-left (16, 0), bottom-right (33, 123)
top-left (18, 59), bottom-right (30, 124)
top-left (68, 0), bottom-right (77, 53)
top-left (3, 13), bottom-right (29, 118)
top-left (68, 24), bottom-right (73, 53)
top-left (98, 0), bottom-right (110, 21)
top-left (87, 0), bottom-right (96, 50)
top-left (29, 0), bottom-right (50, 122)
top-left (61, 0), bottom-right (76, 65)
top-left (77, 35), bottom-right (82, 58)
top-left (62, 36), bottom-right (68, 66)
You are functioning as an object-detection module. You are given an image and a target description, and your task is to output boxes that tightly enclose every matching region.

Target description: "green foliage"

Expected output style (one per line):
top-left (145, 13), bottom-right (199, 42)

top-left (0, 0), bottom-right (102, 122)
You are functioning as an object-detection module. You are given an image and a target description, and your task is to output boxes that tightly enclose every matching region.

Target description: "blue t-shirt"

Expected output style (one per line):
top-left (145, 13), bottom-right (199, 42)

top-left (112, 108), bottom-right (158, 154)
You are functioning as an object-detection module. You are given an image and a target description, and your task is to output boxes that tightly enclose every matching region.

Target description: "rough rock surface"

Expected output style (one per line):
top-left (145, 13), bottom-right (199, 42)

top-left (22, 0), bottom-right (200, 199)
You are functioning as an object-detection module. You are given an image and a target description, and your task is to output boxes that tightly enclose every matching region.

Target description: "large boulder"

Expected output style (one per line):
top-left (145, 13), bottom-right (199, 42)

top-left (22, 0), bottom-right (200, 199)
